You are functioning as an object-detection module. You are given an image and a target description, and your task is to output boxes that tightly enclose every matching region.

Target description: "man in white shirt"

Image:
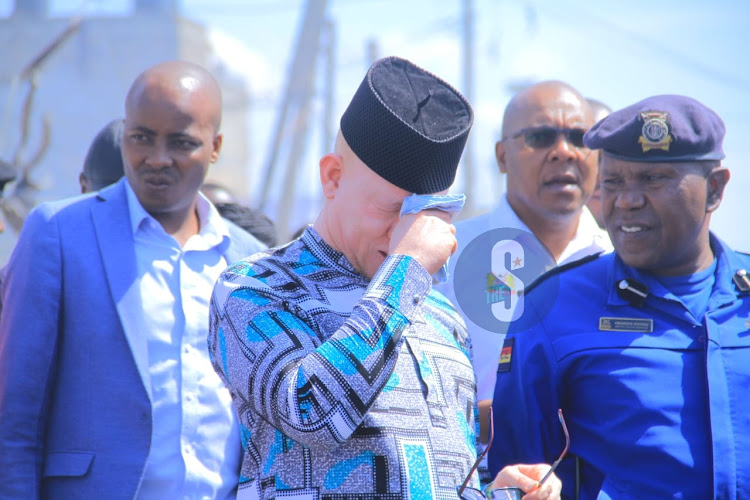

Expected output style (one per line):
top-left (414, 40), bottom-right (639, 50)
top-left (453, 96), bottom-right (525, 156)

top-left (438, 81), bottom-right (612, 436)
top-left (0, 60), bottom-right (265, 499)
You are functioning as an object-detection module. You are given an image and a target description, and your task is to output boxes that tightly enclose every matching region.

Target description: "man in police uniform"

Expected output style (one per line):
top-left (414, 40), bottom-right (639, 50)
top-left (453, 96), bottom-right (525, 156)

top-left (487, 94), bottom-right (750, 499)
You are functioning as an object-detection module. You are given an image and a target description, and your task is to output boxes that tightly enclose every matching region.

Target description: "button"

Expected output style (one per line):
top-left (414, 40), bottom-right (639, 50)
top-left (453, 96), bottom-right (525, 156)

top-left (412, 295), bottom-right (420, 305)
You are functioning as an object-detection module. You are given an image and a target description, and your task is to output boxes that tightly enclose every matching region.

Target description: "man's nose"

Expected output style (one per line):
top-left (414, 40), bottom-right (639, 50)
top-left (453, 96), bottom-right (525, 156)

top-left (146, 142), bottom-right (172, 168)
top-left (547, 134), bottom-right (578, 162)
top-left (614, 186), bottom-right (646, 209)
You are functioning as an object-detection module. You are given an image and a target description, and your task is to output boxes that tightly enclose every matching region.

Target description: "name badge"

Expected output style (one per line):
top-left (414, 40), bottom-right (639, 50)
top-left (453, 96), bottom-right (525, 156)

top-left (599, 317), bottom-right (653, 333)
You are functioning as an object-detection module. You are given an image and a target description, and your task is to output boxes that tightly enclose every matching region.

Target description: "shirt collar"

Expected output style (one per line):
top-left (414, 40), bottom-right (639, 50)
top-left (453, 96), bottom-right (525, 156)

top-left (124, 180), bottom-right (152, 236)
top-left (300, 226), bottom-right (363, 279)
top-left (124, 180), bottom-right (230, 250)
top-left (491, 193), bottom-right (613, 262)
top-left (607, 232), bottom-right (741, 307)
top-left (490, 193), bottom-right (530, 232)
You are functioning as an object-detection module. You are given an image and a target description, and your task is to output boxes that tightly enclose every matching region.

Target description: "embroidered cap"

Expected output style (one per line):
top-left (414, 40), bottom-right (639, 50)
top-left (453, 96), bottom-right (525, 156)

top-left (340, 56), bottom-right (473, 194)
top-left (583, 94), bottom-right (725, 162)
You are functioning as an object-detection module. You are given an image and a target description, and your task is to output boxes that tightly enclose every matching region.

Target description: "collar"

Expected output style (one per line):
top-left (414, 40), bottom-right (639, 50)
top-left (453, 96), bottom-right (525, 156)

top-left (300, 226), bottom-right (365, 281)
top-left (489, 193), bottom-right (530, 233)
top-left (124, 179), bottom-right (230, 250)
top-left (490, 193), bottom-right (613, 262)
top-left (607, 232), bottom-right (748, 308)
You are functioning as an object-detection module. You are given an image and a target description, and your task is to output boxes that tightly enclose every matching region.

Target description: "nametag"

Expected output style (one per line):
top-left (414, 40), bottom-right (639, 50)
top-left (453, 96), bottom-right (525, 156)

top-left (599, 317), bottom-right (653, 333)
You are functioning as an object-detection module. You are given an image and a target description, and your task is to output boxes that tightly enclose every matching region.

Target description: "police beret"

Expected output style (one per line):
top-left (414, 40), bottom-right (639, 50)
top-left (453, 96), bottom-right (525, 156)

top-left (340, 56), bottom-right (473, 194)
top-left (583, 94), bottom-right (725, 162)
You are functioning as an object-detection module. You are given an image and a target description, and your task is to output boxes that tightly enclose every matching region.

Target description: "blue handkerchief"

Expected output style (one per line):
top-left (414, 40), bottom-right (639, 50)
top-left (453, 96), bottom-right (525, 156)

top-left (399, 193), bottom-right (466, 283)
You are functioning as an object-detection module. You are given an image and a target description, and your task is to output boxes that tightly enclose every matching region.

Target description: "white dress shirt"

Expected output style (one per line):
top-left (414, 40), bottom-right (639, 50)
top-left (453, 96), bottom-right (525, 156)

top-left (125, 183), bottom-right (240, 500)
top-left (437, 193), bottom-right (613, 401)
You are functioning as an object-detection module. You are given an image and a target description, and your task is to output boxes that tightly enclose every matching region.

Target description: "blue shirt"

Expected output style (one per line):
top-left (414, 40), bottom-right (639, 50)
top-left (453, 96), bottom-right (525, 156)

top-left (488, 233), bottom-right (750, 499)
top-left (125, 183), bottom-right (241, 499)
top-left (208, 227), bottom-right (480, 498)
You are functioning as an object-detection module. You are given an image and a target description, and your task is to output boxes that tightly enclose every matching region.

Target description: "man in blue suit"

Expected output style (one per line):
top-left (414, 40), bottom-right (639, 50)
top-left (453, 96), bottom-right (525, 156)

top-left (0, 60), bottom-right (265, 499)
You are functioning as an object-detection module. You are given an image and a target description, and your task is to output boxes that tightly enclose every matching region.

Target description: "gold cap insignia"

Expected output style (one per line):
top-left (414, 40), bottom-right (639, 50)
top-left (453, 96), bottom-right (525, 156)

top-left (638, 111), bottom-right (672, 152)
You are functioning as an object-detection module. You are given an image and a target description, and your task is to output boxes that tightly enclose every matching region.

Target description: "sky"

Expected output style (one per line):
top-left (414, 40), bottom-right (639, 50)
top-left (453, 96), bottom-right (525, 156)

top-left (1, 0), bottom-right (748, 249)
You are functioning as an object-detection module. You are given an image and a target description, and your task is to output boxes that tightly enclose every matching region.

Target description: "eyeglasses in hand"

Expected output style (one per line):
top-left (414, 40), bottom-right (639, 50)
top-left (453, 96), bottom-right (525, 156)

top-left (457, 406), bottom-right (523, 499)
top-left (537, 409), bottom-right (570, 488)
top-left (457, 408), bottom-right (569, 500)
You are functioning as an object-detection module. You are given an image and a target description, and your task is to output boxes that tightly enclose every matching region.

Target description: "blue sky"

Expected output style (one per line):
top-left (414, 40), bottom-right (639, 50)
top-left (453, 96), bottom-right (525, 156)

top-left (2, 0), bottom-right (748, 249)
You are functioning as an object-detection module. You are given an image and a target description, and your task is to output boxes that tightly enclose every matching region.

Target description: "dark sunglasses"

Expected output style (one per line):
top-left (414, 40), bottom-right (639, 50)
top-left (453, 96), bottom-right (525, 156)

top-left (505, 126), bottom-right (587, 149)
top-left (457, 408), bottom-right (569, 500)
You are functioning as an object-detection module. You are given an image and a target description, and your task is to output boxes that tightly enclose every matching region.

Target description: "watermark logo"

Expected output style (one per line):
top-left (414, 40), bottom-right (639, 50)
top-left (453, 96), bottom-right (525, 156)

top-left (488, 239), bottom-right (524, 322)
top-left (453, 228), bottom-right (559, 333)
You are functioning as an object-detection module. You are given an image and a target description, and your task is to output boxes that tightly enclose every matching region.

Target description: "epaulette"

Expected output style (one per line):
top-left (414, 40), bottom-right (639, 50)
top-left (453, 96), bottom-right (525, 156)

top-left (524, 251), bottom-right (604, 296)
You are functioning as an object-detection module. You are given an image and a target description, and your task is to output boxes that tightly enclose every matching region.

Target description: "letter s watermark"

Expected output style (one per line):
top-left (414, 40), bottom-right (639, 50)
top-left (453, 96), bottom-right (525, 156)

top-left (491, 239), bottom-right (524, 322)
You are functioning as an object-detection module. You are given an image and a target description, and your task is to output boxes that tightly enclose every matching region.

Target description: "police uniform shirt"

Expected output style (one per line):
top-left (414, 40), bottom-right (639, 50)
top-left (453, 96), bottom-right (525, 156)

top-left (487, 233), bottom-right (750, 499)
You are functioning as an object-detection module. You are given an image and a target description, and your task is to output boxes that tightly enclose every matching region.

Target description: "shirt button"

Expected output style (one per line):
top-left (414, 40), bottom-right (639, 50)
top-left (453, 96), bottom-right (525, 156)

top-left (412, 295), bottom-right (420, 305)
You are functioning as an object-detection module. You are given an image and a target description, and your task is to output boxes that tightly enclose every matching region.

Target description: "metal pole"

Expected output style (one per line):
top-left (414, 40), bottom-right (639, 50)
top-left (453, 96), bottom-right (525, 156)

top-left (258, 0), bottom-right (328, 212)
top-left (462, 0), bottom-right (475, 216)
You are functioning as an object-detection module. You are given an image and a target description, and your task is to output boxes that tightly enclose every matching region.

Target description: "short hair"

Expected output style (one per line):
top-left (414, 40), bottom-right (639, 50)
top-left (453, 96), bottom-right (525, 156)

top-left (201, 182), bottom-right (237, 205)
top-left (215, 202), bottom-right (278, 247)
top-left (82, 119), bottom-right (124, 190)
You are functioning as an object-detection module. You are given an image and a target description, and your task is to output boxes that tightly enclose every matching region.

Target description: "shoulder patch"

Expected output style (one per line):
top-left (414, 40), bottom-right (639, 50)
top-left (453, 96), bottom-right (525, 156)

top-left (497, 336), bottom-right (514, 373)
top-left (524, 252), bottom-right (603, 296)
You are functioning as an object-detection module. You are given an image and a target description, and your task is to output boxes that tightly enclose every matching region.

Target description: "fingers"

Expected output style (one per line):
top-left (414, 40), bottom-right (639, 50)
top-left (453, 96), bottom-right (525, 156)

top-left (492, 464), bottom-right (561, 500)
top-left (493, 465), bottom-right (539, 493)
top-left (389, 211), bottom-right (457, 275)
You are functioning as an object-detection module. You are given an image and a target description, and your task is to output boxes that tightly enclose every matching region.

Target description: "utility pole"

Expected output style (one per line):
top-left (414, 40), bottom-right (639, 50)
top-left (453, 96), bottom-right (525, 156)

top-left (461, 0), bottom-right (475, 217)
top-left (258, 0), bottom-right (328, 241)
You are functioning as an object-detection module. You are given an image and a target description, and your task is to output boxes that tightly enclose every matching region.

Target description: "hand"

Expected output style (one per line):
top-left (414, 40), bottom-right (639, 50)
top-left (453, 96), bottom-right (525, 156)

top-left (492, 464), bottom-right (562, 500)
top-left (389, 209), bottom-right (457, 276)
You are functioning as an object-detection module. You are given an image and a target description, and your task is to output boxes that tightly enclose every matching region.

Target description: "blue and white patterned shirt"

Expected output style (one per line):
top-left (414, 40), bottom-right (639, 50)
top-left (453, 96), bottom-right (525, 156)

top-left (209, 227), bottom-right (479, 499)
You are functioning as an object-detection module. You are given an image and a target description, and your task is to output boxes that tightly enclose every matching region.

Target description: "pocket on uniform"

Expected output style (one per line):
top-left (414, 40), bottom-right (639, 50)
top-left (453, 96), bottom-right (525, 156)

top-left (43, 451), bottom-right (94, 477)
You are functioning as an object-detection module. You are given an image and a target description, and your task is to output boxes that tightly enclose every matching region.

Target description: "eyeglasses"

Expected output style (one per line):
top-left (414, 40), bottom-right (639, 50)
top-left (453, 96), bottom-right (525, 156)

top-left (457, 407), bottom-right (524, 499)
top-left (504, 126), bottom-right (587, 149)
top-left (457, 408), bottom-right (569, 500)
top-left (537, 409), bottom-right (570, 487)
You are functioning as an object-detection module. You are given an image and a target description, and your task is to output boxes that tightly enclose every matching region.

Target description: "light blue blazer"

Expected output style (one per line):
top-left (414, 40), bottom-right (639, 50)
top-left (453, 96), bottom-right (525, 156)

top-left (0, 179), bottom-right (265, 499)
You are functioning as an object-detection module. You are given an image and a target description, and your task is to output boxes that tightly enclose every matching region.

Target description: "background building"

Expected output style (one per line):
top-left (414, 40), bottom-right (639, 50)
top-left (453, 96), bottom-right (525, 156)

top-left (0, 0), bottom-right (254, 264)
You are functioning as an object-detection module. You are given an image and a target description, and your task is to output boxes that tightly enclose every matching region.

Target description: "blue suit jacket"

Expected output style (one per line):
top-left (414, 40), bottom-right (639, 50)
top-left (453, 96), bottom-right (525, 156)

top-left (0, 179), bottom-right (265, 499)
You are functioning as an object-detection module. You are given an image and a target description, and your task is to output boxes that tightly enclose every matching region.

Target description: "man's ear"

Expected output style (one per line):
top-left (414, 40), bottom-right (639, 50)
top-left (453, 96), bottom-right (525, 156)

top-left (495, 140), bottom-right (508, 174)
top-left (210, 133), bottom-right (223, 164)
top-left (319, 153), bottom-right (343, 200)
top-left (79, 172), bottom-right (89, 194)
top-left (706, 166), bottom-right (730, 213)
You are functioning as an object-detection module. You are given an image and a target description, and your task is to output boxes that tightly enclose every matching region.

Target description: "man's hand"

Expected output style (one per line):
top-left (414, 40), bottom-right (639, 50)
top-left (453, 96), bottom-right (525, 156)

top-left (389, 209), bottom-right (457, 276)
top-left (492, 464), bottom-right (562, 500)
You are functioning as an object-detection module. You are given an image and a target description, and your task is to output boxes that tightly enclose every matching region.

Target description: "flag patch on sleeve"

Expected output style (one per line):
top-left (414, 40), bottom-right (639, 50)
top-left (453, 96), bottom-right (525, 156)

top-left (497, 337), bottom-right (514, 373)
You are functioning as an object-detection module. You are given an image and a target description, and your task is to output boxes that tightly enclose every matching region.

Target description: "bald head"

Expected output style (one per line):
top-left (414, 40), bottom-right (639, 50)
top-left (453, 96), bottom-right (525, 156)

top-left (586, 98), bottom-right (612, 124)
top-left (126, 60), bottom-right (222, 132)
top-left (502, 81), bottom-right (593, 138)
top-left (121, 61), bottom-right (225, 237)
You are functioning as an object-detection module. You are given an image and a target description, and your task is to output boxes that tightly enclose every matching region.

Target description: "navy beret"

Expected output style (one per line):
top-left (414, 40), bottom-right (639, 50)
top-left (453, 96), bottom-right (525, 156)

top-left (583, 94), bottom-right (725, 162)
top-left (340, 56), bottom-right (473, 194)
